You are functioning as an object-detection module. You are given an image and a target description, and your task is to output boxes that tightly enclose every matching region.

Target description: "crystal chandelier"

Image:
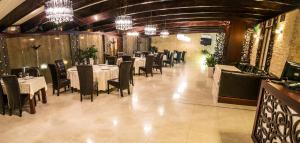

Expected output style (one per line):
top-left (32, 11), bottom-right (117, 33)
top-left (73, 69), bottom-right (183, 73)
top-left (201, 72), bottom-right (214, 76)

top-left (160, 30), bottom-right (169, 38)
top-left (115, 15), bottom-right (133, 31)
top-left (45, 0), bottom-right (74, 24)
top-left (144, 25), bottom-right (157, 35)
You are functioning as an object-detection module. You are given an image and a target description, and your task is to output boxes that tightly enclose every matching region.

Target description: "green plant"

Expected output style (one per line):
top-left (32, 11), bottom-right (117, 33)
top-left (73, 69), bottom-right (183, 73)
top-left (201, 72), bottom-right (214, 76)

top-left (78, 45), bottom-right (98, 62)
top-left (206, 54), bottom-right (216, 67)
top-left (201, 49), bottom-right (210, 55)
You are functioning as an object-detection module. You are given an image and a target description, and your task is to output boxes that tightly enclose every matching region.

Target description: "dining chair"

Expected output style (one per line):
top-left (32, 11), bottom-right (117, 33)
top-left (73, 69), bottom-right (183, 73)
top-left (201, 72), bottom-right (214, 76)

top-left (122, 55), bottom-right (132, 61)
top-left (2, 75), bottom-right (28, 117)
top-left (117, 52), bottom-right (125, 58)
top-left (139, 55), bottom-right (154, 77)
top-left (163, 53), bottom-right (174, 67)
top-left (134, 52), bottom-right (141, 57)
top-left (153, 54), bottom-right (164, 74)
top-left (77, 65), bottom-right (98, 102)
top-left (130, 58), bottom-right (135, 86)
top-left (107, 61), bottom-right (132, 97)
top-left (181, 51), bottom-right (186, 62)
top-left (48, 64), bottom-right (70, 96)
top-left (175, 52), bottom-right (182, 64)
top-left (0, 80), bottom-right (5, 115)
top-left (106, 56), bottom-right (117, 65)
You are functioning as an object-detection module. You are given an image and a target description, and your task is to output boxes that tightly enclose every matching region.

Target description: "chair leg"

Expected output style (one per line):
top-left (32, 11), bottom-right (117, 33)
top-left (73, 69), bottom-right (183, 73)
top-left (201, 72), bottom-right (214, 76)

top-left (80, 94), bottom-right (82, 102)
top-left (64, 87), bottom-right (67, 92)
top-left (120, 89), bottom-right (124, 97)
top-left (19, 109), bottom-right (22, 117)
top-left (2, 104), bottom-right (4, 115)
top-left (128, 87), bottom-right (131, 95)
top-left (9, 108), bottom-right (12, 116)
top-left (139, 69), bottom-right (141, 75)
top-left (71, 87), bottom-right (74, 93)
top-left (53, 89), bottom-right (55, 95)
top-left (151, 70), bottom-right (153, 77)
top-left (96, 86), bottom-right (99, 96)
top-left (91, 94), bottom-right (93, 102)
top-left (107, 83), bottom-right (110, 94)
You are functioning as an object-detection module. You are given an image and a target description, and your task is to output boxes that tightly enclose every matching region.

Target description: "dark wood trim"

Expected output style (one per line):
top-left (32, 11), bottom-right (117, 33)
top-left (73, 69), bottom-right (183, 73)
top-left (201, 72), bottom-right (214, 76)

top-left (218, 96), bottom-right (257, 106)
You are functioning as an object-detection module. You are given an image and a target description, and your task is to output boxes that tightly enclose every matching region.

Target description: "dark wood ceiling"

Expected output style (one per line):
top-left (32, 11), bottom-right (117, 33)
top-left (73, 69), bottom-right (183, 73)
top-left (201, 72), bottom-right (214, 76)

top-left (1, 0), bottom-right (299, 35)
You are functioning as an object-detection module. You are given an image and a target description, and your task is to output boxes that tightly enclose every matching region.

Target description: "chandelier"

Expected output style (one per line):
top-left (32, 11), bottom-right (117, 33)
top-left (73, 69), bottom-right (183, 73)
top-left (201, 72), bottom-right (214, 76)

top-left (144, 25), bottom-right (157, 35)
top-left (115, 15), bottom-right (133, 31)
top-left (45, 0), bottom-right (74, 24)
top-left (160, 30), bottom-right (169, 38)
top-left (127, 31), bottom-right (139, 36)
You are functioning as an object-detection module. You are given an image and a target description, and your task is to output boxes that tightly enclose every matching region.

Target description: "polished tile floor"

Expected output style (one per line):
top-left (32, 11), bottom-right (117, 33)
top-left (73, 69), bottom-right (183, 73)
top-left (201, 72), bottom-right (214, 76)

top-left (0, 62), bottom-right (256, 143)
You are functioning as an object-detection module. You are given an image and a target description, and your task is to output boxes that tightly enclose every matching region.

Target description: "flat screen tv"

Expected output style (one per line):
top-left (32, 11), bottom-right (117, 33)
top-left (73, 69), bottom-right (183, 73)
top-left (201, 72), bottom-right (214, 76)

top-left (200, 38), bottom-right (212, 46)
top-left (281, 61), bottom-right (300, 81)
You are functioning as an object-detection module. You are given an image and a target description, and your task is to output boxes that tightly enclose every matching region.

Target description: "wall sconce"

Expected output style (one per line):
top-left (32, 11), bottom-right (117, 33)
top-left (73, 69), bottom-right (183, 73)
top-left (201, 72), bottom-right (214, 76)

top-left (54, 37), bottom-right (60, 40)
top-left (63, 60), bottom-right (68, 65)
top-left (29, 38), bottom-right (35, 41)
top-left (80, 36), bottom-right (84, 40)
top-left (40, 64), bottom-right (48, 69)
top-left (275, 29), bottom-right (283, 34)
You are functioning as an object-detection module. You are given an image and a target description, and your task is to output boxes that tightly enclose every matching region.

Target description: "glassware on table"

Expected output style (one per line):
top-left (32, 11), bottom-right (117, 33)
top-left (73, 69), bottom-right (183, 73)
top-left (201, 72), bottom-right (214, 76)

top-left (18, 72), bottom-right (23, 78)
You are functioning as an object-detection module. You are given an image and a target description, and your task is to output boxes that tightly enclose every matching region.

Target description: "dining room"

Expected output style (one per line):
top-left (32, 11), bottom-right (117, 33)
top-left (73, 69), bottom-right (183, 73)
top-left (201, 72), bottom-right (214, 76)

top-left (1, 0), bottom-right (300, 143)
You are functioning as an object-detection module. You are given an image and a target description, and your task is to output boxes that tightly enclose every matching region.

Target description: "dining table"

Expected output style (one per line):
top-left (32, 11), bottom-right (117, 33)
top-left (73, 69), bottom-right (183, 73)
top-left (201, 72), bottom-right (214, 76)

top-left (67, 65), bottom-right (119, 91)
top-left (1, 76), bottom-right (48, 114)
top-left (117, 57), bottom-right (146, 74)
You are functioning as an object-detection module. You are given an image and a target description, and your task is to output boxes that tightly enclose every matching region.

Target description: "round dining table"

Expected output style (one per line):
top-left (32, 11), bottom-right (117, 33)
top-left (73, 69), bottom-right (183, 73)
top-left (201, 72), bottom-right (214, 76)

top-left (67, 65), bottom-right (119, 91)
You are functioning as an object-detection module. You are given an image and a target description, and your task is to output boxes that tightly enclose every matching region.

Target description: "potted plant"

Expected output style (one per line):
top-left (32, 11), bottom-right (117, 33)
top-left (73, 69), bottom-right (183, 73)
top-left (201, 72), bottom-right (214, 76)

top-left (206, 54), bottom-right (216, 78)
top-left (78, 45), bottom-right (98, 64)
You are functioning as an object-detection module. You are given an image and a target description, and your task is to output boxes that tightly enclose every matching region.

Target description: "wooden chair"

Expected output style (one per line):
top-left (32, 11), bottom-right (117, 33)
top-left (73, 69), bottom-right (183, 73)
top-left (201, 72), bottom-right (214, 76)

top-left (130, 58), bottom-right (135, 85)
top-left (122, 55), bottom-right (132, 61)
top-left (2, 75), bottom-right (29, 117)
top-left (139, 55), bottom-right (154, 77)
top-left (163, 53), bottom-right (174, 67)
top-left (106, 56), bottom-right (117, 65)
top-left (107, 61), bottom-right (132, 97)
top-left (0, 80), bottom-right (5, 115)
top-left (153, 54), bottom-right (164, 74)
top-left (48, 64), bottom-right (70, 96)
top-left (174, 52), bottom-right (182, 64)
top-left (77, 65), bottom-right (98, 102)
top-left (181, 51), bottom-right (186, 62)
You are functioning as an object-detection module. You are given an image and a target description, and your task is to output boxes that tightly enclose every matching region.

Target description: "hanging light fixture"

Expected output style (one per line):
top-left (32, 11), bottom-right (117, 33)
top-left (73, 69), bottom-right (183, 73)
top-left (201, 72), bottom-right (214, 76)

top-left (160, 30), bottom-right (169, 38)
top-left (144, 11), bottom-right (156, 35)
top-left (115, 0), bottom-right (133, 31)
top-left (144, 24), bottom-right (157, 35)
top-left (115, 15), bottom-right (133, 30)
top-left (127, 31), bottom-right (139, 36)
top-left (45, 0), bottom-right (74, 24)
top-left (160, 20), bottom-right (169, 38)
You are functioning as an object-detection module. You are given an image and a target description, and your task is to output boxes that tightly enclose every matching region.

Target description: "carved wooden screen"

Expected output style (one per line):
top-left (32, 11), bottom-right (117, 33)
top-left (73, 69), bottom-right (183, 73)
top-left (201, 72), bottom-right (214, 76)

top-left (0, 35), bottom-right (9, 75)
top-left (69, 33), bottom-right (80, 65)
top-left (264, 17), bottom-right (278, 72)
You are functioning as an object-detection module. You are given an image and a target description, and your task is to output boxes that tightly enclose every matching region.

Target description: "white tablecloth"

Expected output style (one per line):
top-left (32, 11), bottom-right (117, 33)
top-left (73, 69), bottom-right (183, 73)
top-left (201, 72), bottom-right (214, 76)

top-left (117, 57), bottom-right (146, 74)
top-left (2, 76), bottom-right (47, 99)
top-left (67, 65), bottom-right (119, 91)
top-left (211, 65), bottom-right (241, 103)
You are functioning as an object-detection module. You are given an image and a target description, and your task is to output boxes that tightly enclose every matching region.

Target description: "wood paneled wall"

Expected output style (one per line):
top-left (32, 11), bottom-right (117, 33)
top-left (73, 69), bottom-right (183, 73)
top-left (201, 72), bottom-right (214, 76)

top-left (78, 33), bottom-right (104, 64)
top-left (224, 19), bottom-right (248, 64)
top-left (6, 34), bottom-right (72, 82)
top-left (5, 32), bottom-right (121, 83)
top-left (123, 36), bottom-right (150, 55)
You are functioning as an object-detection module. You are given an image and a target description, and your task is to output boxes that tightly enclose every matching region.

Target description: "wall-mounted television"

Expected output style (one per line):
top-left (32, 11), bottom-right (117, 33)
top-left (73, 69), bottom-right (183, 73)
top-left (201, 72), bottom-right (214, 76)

top-left (200, 35), bottom-right (212, 46)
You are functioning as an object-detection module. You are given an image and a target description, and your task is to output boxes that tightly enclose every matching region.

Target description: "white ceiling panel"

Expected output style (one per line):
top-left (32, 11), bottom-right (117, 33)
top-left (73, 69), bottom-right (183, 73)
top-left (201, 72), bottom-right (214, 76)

top-left (14, 6), bottom-right (44, 25)
top-left (0, 0), bottom-right (25, 20)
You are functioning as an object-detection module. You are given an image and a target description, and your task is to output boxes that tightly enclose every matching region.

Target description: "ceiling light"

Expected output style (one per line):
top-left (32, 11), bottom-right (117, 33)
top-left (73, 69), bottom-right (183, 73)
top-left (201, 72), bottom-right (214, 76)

top-left (115, 15), bottom-right (133, 31)
top-left (160, 30), bottom-right (169, 38)
top-left (45, 0), bottom-right (74, 24)
top-left (127, 31), bottom-right (139, 36)
top-left (144, 24), bottom-right (156, 35)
